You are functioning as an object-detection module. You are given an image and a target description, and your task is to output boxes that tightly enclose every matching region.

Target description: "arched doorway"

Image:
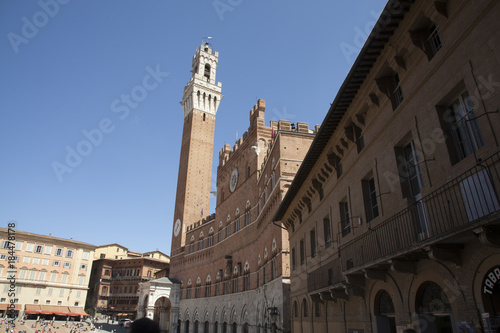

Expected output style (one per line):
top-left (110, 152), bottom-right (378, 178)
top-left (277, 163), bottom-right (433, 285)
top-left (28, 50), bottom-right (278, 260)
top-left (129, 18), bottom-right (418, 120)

top-left (154, 297), bottom-right (171, 333)
top-left (374, 290), bottom-right (397, 333)
top-left (416, 281), bottom-right (453, 333)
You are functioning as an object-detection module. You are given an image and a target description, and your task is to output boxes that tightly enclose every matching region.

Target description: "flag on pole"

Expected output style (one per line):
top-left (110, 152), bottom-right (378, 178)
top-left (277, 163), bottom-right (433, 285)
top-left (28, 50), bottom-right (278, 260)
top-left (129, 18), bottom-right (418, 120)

top-left (271, 127), bottom-right (275, 139)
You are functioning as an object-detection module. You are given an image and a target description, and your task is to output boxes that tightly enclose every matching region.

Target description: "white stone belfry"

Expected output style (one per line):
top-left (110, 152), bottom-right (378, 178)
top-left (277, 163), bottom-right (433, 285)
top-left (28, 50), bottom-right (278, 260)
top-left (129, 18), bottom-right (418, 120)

top-left (180, 42), bottom-right (222, 118)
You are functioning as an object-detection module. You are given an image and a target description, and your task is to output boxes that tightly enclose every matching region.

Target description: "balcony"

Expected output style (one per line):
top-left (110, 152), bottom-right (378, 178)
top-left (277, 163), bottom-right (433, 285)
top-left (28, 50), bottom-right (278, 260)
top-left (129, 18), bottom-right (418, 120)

top-left (308, 151), bottom-right (500, 300)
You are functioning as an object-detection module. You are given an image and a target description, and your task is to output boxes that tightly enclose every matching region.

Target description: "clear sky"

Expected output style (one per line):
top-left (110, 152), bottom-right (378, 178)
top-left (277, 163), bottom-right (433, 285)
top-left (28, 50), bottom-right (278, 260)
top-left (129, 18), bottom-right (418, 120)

top-left (0, 0), bottom-right (387, 255)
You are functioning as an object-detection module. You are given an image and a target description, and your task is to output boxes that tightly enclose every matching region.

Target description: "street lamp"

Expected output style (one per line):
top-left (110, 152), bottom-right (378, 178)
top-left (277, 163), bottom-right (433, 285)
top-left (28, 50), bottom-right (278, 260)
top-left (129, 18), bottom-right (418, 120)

top-left (267, 307), bottom-right (279, 322)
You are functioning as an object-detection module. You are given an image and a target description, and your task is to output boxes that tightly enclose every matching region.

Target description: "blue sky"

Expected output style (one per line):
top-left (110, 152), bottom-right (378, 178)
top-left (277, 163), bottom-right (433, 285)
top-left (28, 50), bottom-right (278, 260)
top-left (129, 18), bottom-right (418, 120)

top-left (0, 0), bottom-right (387, 254)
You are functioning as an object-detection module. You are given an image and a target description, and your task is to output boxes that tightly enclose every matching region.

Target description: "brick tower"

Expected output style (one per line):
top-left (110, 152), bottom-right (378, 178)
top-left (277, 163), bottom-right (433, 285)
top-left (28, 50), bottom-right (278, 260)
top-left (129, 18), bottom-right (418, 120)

top-left (171, 42), bottom-right (222, 254)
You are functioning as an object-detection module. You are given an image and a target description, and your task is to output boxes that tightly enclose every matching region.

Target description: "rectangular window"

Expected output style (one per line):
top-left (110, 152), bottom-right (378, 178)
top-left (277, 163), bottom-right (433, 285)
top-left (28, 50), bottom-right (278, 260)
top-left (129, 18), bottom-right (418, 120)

top-left (340, 201), bottom-right (351, 236)
top-left (226, 225), bottom-right (231, 238)
top-left (55, 248), bottom-right (62, 256)
top-left (32, 258), bottom-right (40, 264)
top-left (59, 289), bottom-right (64, 297)
top-left (1, 241), bottom-right (11, 249)
top-left (362, 177), bottom-right (379, 222)
top-left (441, 91), bottom-right (484, 163)
top-left (300, 240), bottom-right (305, 265)
top-left (208, 235), bottom-right (213, 247)
top-left (83, 252), bottom-right (89, 260)
top-left (15, 242), bottom-right (22, 250)
top-left (205, 284), bottom-right (211, 297)
top-left (310, 229), bottom-right (316, 258)
top-left (38, 271), bottom-right (46, 281)
top-left (42, 259), bottom-right (49, 265)
top-left (235, 218), bottom-right (240, 232)
top-left (323, 217), bottom-right (332, 248)
top-left (198, 239), bottom-right (204, 251)
top-left (35, 245), bottom-right (43, 253)
top-left (63, 262), bottom-right (71, 268)
top-left (377, 72), bottom-right (404, 110)
top-left (26, 243), bottom-right (34, 252)
top-left (19, 269), bottom-right (27, 279)
top-left (272, 259), bottom-right (277, 280)
top-left (264, 265), bottom-right (268, 284)
top-left (50, 272), bottom-right (57, 282)
top-left (233, 279), bottom-right (238, 293)
top-left (189, 243), bottom-right (194, 253)
top-left (61, 274), bottom-right (68, 283)
top-left (428, 23), bottom-right (443, 55)
top-left (34, 299), bottom-right (39, 304)
top-left (48, 288), bottom-right (53, 296)
top-left (66, 250), bottom-right (73, 258)
top-left (243, 275), bottom-right (250, 291)
top-left (23, 257), bottom-right (30, 263)
top-left (245, 212), bottom-right (250, 226)
top-left (44, 246), bottom-right (52, 255)
top-left (78, 276), bottom-right (84, 285)
top-left (29, 270), bottom-right (36, 280)
top-left (80, 264), bottom-right (87, 270)
top-left (291, 248), bottom-right (296, 271)
top-left (392, 73), bottom-right (404, 108)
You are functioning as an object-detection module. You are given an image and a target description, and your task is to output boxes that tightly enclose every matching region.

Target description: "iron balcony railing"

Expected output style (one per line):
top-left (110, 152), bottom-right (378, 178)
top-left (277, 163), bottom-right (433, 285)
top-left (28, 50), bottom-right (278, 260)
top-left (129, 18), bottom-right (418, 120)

top-left (340, 151), bottom-right (500, 273)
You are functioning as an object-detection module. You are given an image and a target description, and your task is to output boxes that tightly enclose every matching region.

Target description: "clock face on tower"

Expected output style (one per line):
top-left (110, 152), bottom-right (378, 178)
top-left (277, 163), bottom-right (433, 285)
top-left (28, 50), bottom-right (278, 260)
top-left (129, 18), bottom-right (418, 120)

top-left (174, 219), bottom-right (182, 237)
top-left (229, 167), bottom-right (239, 193)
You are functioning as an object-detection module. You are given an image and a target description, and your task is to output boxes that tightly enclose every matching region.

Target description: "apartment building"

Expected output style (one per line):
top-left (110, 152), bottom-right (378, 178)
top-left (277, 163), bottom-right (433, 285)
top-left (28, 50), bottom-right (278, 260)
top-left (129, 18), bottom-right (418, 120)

top-left (274, 0), bottom-right (500, 332)
top-left (85, 245), bottom-right (169, 319)
top-left (0, 228), bottom-right (95, 319)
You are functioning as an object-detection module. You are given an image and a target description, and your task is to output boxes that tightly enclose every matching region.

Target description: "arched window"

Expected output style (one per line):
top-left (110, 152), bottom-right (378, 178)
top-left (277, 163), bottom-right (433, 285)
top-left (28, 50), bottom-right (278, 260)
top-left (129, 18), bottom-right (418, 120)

top-left (302, 299), bottom-right (308, 317)
top-left (418, 282), bottom-right (451, 313)
top-left (416, 282), bottom-right (453, 333)
top-left (293, 301), bottom-right (299, 318)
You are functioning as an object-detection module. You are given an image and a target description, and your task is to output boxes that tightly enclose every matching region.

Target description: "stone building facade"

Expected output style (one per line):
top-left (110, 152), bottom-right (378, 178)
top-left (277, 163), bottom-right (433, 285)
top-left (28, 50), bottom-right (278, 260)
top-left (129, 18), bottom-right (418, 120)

top-left (0, 227), bottom-right (95, 319)
top-left (85, 246), bottom-right (169, 319)
top-left (273, 0), bottom-right (500, 332)
top-left (162, 42), bottom-right (318, 333)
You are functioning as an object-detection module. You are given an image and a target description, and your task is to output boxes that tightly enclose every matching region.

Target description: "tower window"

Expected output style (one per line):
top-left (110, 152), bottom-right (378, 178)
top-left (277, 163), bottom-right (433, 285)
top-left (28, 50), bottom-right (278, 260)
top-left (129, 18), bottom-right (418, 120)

top-left (203, 113), bottom-right (206, 121)
top-left (204, 64), bottom-right (211, 81)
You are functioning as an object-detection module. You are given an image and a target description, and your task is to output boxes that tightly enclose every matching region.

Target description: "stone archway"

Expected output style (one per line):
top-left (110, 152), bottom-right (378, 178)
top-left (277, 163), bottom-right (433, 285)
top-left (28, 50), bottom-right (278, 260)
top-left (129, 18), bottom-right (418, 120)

top-left (154, 297), bottom-right (171, 333)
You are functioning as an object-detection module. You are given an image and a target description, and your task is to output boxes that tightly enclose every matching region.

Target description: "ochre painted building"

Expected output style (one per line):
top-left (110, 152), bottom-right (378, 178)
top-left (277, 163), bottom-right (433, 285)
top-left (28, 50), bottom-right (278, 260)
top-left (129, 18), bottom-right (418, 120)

top-left (0, 228), bottom-right (95, 319)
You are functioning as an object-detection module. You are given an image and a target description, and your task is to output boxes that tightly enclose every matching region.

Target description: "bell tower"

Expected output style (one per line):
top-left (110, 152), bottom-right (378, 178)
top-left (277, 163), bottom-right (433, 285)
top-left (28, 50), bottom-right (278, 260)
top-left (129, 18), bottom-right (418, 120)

top-left (171, 42), bottom-right (222, 254)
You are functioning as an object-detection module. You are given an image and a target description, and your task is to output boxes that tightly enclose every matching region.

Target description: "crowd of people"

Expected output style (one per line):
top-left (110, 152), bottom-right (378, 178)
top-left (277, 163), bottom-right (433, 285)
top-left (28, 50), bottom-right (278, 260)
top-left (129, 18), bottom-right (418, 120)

top-left (0, 317), bottom-right (162, 333)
